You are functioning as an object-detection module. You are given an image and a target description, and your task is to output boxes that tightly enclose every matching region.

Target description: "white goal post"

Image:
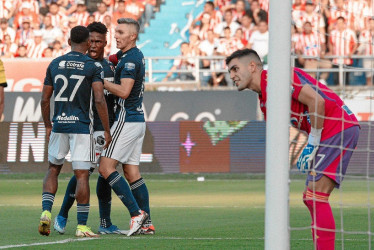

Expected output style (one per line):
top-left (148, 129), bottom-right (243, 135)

top-left (265, 0), bottom-right (292, 249)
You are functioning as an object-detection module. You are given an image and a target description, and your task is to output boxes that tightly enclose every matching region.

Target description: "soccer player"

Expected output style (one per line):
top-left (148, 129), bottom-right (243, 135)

top-left (226, 49), bottom-right (360, 249)
top-left (53, 22), bottom-right (125, 235)
top-left (99, 18), bottom-right (150, 237)
top-left (0, 59), bottom-right (6, 121)
top-left (39, 25), bottom-right (111, 237)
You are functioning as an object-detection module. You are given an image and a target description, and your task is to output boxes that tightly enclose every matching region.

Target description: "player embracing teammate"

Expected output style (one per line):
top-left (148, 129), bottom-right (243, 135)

top-left (40, 18), bottom-right (153, 237)
top-left (226, 48), bottom-right (360, 250)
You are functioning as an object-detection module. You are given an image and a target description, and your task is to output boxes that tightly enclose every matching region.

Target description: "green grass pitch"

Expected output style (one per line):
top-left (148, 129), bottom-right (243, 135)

top-left (0, 173), bottom-right (373, 249)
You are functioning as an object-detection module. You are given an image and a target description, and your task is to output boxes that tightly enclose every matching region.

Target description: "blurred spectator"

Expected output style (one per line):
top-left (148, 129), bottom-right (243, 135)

top-left (347, 0), bottom-right (369, 33)
top-left (47, 2), bottom-right (66, 30)
top-left (191, 1), bottom-right (222, 31)
top-left (52, 40), bottom-right (64, 57)
top-left (214, 0), bottom-right (231, 12)
top-left (163, 42), bottom-right (195, 81)
top-left (232, 0), bottom-right (246, 23)
top-left (295, 0), bottom-right (325, 36)
top-left (234, 28), bottom-right (247, 47)
top-left (14, 44), bottom-right (28, 58)
top-left (259, 0), bottom-right (269, 12)
top-left (41, 15), bottom-right (63, 47)
top-left (240, 13), bottom-right (256, 46)
top-left (209, 47), bottom-right (228, 87)
top-left (112, 0), bottom-right (128, 24)
top-left (328, 16), bottom-right (358, 85)
top-left (15, 17), bottom-right (34, 46)
top-left (62, 16), bottom-right (78, 47)
top-left (71, 0), bottom-right (90, 26)
top-left (124, 0), bottom-right (144, 21)
top-left (358, 17), bottom-right (374, 86)
top-left (1, 34), bottom-right (18, 58)
top-left (190, 13), bottom-right (211, 41)
top-left (0, 18), bottom-right (15, 42)
top-left (326, 0), bottom-right (351, 30)
top-left (0, 1), bottom-right (14, 19)
top-left (198, 29), bottom-right (218, 86)
top-left (13, 2), bottom-right (39, 29)
top-left (248, 19), bottom-right (269, 61)
top-left (42, 46), bottom-right (53, 57)
top-left (214, 9), bottom-right (240, 37)
top-left (103, 14), bottom-right (115, 56)
top-left (217, 26), bottom-right (244, 56)
top-left (27, 30), bottom-right (48, 58)
top-left (16, 0), bottom-right (40, 15)
top-left (295, 21), bottom-right (331, 83)
top-left (140, 0), bottom-right (156, 28)
top-left (87, 14), bottom-right (95, 25)
top-left (188, 33), bottom-right (200, 56)
top-left (250, 0), bottom-right (268, 24)
top-left (94, 2), bottom-right (111, 23)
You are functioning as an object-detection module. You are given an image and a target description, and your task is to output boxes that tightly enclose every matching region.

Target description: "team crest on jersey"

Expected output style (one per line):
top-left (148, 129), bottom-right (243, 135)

top-left (66, 61), bottom-right (85, 70)
top-left (58, 60), bottom-right (66, 69)
top-left (125, 62), bottom-right (135, 70)
top-left (94, 62), bottom-right (103, 68)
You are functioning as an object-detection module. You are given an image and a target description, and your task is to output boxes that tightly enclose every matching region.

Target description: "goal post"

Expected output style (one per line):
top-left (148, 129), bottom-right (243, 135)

top-left (265, 0), bottom-right (292, 249)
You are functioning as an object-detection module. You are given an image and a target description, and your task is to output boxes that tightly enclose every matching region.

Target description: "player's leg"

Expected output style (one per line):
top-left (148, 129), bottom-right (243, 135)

top-left (54, 175), bottom-right (77, 234)
top-left (39, 132), bottom-right (68, 236)
top-left (99, 121), bottom-right (148, 236)
top-left (70, 134), bottom-right (99, 237)
top-left (123, 164), bottom-right (154, 235)
top-left (304, 126), bottom-right (360, 249)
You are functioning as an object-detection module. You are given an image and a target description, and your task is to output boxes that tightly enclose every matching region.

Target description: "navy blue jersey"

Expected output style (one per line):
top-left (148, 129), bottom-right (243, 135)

top-left (114, 47), bottom-right (145, 122)
top-left (92, 58), bottom-right (116, 131)
top-left (44, 51), bottom-right (103, 134)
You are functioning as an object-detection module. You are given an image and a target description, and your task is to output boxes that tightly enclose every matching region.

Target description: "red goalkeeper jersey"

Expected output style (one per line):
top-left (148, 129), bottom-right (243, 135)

top-left (258, 68), bottom-right (359, 141)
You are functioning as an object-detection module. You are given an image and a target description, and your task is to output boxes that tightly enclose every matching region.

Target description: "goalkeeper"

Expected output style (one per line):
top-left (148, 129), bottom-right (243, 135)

top-left (226, 49), bottom-right (360, 250)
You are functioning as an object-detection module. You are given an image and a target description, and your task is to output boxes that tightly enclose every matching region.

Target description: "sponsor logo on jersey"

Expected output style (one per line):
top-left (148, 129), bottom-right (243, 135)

top-left (124, 62), bottom-right (135, 70)
top-left (66, 61), bottom-right (85, 70)
top-left (56, 112), bottom-right (79, 123)
top-left (58, 60), bottom-right (66, 69)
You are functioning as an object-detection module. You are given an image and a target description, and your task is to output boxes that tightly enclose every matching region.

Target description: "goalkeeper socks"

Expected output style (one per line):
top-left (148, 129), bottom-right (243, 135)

top-left (305, 188), bottom-right (335, 250)
top-left (130, 178), bottom-right (151, 220)
top-left (97, 175), bottom-right (112, 228)
top-left (77, 203), bottom-right (90, 225)
top-left (106, 171), bottom-right (140, 217)
top-left (58, 175), bottom-right (77, 218)
top-left (42, 192), bottom-right (55, 212)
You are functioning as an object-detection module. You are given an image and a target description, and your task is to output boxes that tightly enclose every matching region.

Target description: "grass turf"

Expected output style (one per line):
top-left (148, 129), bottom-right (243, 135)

top-left (0, 173), bottom-right (373, 249)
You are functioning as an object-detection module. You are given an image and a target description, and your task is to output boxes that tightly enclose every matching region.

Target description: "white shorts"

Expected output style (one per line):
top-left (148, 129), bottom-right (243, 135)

top-left (48, 132), bottom-right (94, 170)
top-left (93, 131), bottom-right (105, 167)
top-left (101, 121), bottom-right (145, 165)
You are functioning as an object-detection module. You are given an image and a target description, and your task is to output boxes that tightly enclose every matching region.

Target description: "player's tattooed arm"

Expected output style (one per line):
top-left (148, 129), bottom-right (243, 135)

top-left (298, 84), bottom-right (325, 130)
top-left (41, 85), bottom-right (53, 140)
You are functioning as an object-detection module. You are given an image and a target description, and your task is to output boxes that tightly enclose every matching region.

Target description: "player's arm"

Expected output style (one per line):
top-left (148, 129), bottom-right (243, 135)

top-left (296, 84), bottom-right (325, 172)
top-left (41, 85), bottom-right (54, 140)
top-left (298, 84), bottom-right (325, 130)
top-left (103, 78), bottom-right (134, 100)
top-left (92, 81), bottom-right (112, 149)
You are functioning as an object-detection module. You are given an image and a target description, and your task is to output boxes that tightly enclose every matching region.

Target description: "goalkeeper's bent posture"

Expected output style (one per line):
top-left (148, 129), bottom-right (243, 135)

top-left (226, 49), bottom-right (360, 250)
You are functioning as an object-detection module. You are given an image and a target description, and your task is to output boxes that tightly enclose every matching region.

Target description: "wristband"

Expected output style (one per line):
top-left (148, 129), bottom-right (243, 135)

top-left (308, 127), bottom-right (322, 146)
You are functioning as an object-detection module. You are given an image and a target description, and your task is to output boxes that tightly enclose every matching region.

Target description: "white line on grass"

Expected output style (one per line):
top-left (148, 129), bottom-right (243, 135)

top-left (0, 238), bottom-right (96, 249)
top-left (0, 236), bottom-right (370, 248)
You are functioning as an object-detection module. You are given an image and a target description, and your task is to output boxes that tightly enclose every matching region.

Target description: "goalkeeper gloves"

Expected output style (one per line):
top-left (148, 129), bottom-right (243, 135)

top-left (297, 128), bottom-right (322, 173)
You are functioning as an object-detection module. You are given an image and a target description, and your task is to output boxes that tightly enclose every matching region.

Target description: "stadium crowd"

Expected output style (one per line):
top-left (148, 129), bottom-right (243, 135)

top-left (0, 0), bottom-right (160, 58)
top-left (171, 0), bottom-right (373, 86)
top-left (0, 0), bottom-right (373, 86)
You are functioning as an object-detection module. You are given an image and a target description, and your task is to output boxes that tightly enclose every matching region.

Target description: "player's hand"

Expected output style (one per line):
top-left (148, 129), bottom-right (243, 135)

top-left (297, 144), bottom-right (318, 173)
top-left (103, 130), bottom-right (112, 149)
top-left (46, 126), bottom-right (52, 142)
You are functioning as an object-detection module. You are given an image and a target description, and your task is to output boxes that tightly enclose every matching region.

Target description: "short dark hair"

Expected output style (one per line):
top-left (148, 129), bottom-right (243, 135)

top-left (225, 48), bottom-right (262, 66)
top-left (87, 21), bottom-right (108, 35)
top-left (70, 25), bottom-right (89, 44)
top-left (205, 1), bottom-right (215, 9)
top-left (117, 18), bottom-right (140, 34)
top-left (337, 16), bottom-right (345, 22)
